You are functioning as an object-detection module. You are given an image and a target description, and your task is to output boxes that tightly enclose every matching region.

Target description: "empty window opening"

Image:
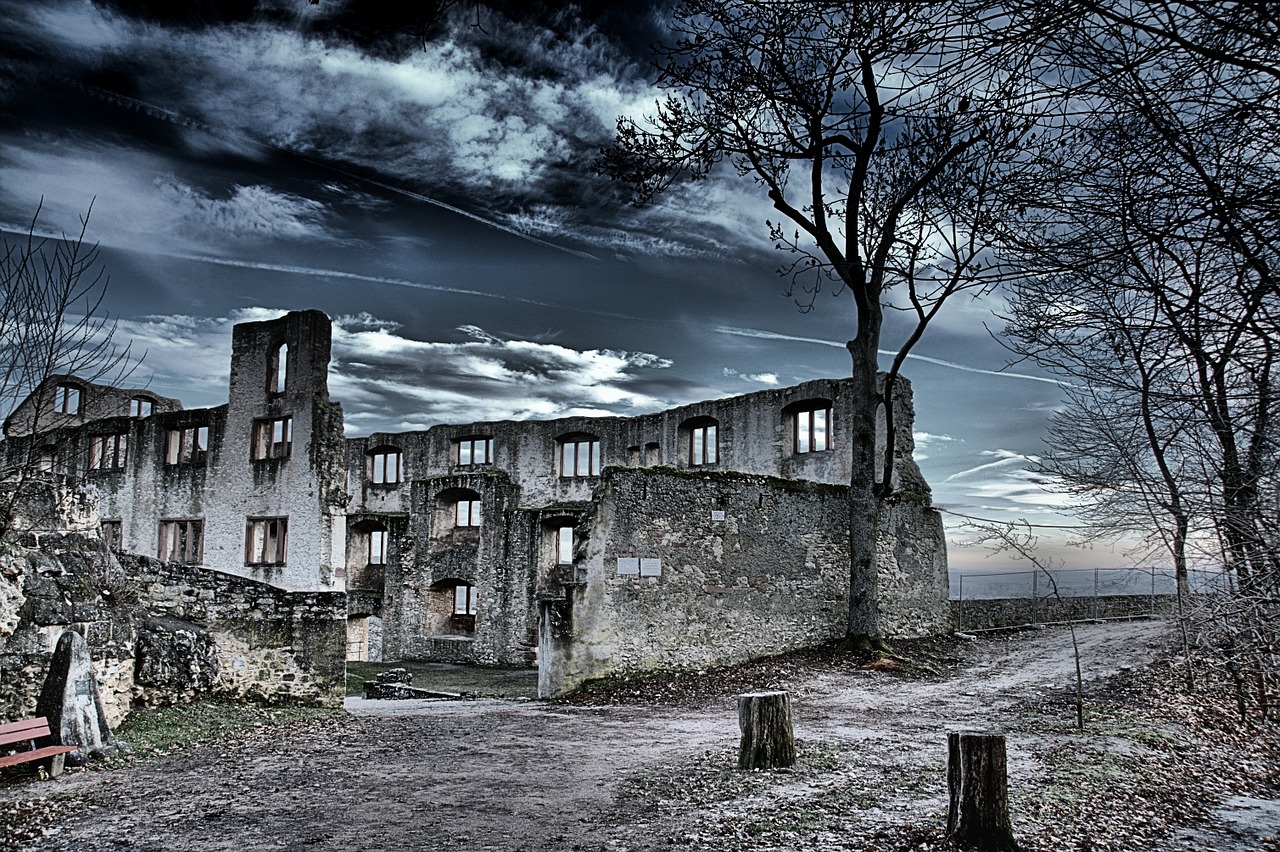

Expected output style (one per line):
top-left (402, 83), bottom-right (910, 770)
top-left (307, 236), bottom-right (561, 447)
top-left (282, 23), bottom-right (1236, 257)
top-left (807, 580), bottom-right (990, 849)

top-left (369, 446), bottom-right (403, 484)
top-left (269, 342), bottom-right (288, 394)
top-left (558, 435), bottom-right (601, 477)
top-left (644, 441), bottom-right (661, 466)
top-left (53, 384), bottom-right (81, 415)
top-left (456, 436), bottom-right (493, 466)
top-left (129, 397), bottom-right (153, 417)
top-left (245, 517), bottom-right (288, 566)
top-left (455, 498), bottom-right (482, 528)
top-left (101, 519), bottom-right (122, 550)
top-left (88, 433), bottom-right (128, 470)
top-left (368, 528), bottom-right (388, 565)
top-left (556, 525), bottom-right (574, 564)
top-left (451, 583), bottom-right (477, 634)
top-left (165, 425), bottom-right (209, 465)
top-left (795, 405), bottom-right (831, 454)
top-left (252, 416), bottom-right (292, 460)
top-left (158, 518), bottom-right (203, 564)
top-left (36, 447), bottom-right (58, 473)
top-left (454, 583), bottom-right (477, 616)
top-left (691, 419), bottom-right (721, 465)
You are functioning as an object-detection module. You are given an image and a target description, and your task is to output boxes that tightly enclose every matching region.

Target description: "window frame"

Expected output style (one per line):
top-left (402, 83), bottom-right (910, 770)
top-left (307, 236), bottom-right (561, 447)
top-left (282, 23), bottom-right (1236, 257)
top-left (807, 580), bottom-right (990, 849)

top-left (558, 436), bottom-right (601, 478)
top-left (36, 447), bottom-right (58, 473)
top-left (245, 516), bottom-right (288, 566)
top-left (453, 583), bottom-right (478, 616)
top-left (455, 498), bottom-right (482, 528)
top-left (252, 416), bottom-right (293, 461)
top-left (556, 525), bottom-right (574, 565)
top-left (456, 436), bottom-right (494, 467)
top-left (165, 425), bottom-right (209, 466)
top-left (101, 519), bottom-right (122, 550)
top-left (688, 422), bottom-right (719, 466)
top-left (87, 433), bottom-right (128, 471)
top-left (368, 446), bottom-right (403, 485)
top-left (794, 405), bottom-right (832, 454)
top-left (158, 518), bottom-right (204, 564)
top-left (53, 383), bottom-right (81, 415)
top-left (129, 396), bottom-right (154, 417)
top-left (368, 528), bottom-right (388, 566)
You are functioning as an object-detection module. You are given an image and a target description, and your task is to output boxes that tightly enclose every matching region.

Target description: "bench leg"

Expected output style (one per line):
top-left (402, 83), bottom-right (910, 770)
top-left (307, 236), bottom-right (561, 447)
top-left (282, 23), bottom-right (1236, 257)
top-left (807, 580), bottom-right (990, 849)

top-left (41, 752), bottom-right (66, 779)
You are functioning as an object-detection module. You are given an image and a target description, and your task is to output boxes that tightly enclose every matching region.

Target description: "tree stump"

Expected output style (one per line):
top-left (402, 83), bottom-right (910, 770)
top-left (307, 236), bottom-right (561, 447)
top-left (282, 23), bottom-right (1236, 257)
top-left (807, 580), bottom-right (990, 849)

top-left (737, 690), bottom-right (795, 770)
top-left (946, 730), bottom-right (1019, 851)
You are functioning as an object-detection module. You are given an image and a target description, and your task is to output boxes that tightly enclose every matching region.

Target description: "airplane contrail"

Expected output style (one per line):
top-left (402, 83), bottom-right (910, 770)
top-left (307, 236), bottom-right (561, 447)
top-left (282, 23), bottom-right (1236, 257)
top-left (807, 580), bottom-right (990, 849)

top-left (713, 325), bottom-right (1072, 387)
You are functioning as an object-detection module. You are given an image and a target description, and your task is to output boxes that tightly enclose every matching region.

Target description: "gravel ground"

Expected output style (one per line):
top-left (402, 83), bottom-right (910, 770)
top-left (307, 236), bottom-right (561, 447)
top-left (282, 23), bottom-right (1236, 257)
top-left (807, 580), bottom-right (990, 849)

top-left (2, 620), bottom-right (1277, 851)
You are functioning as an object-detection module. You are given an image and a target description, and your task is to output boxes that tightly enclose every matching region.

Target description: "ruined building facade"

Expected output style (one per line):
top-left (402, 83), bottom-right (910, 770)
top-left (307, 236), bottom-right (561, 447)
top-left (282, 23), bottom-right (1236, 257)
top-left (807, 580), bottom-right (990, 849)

top-left (4, 310), bottom-right (948, 697)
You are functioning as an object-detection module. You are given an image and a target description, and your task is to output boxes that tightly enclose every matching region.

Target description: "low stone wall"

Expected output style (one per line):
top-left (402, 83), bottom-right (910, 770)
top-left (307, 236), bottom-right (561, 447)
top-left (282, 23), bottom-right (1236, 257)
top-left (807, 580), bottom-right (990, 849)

top-left (952, 594), bottom-right (1173, 632)
top-left (0, 533), bottom-right (346, 726)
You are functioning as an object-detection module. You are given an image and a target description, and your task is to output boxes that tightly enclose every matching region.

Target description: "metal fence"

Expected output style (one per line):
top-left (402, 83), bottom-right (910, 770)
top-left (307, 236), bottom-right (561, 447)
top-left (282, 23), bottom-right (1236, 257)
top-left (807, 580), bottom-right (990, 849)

top-left (949, 566), bottom-right (1233, 632)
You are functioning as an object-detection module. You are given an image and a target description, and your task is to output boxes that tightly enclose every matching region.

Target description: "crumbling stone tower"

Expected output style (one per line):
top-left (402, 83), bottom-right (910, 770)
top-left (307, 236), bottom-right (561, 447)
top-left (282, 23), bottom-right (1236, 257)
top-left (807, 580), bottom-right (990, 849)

top-left (207, 310), bottom-right (347, 591)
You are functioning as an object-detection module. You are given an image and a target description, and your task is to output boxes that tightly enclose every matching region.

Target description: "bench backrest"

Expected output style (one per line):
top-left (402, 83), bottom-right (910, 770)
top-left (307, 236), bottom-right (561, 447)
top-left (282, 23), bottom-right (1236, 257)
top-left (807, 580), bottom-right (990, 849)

top-left (0, 717), bottom-right (53, 748)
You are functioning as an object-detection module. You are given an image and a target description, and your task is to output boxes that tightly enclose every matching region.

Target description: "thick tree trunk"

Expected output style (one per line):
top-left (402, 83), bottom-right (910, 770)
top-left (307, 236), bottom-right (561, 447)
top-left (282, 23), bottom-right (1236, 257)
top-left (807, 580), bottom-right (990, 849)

top-left (846, 336), bottom-right (882, 640)
top-left (737, 691), bottom-right (796, 770)
top-left (946, 730), bottom-right (1019, 851)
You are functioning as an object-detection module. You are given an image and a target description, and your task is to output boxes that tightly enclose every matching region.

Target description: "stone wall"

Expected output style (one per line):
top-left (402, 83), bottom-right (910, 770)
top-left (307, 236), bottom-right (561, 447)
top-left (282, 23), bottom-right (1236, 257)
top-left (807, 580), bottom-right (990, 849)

top-left (539, 468), bottom-right (844, 696)
top-left (875, 499), bottom-right (950, 637)
top-left (952, 594), bottom-right (1173, 632)
top-left (0, 533), bottom-right (346, 726)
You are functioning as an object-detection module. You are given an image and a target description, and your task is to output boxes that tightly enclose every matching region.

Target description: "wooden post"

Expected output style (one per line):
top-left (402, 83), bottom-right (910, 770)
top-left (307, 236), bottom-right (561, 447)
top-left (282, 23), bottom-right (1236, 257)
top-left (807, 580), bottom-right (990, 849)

top-left (946, 730), bottom-right (1019, 851)
top-left (737, 690), bottom-right (795, 770)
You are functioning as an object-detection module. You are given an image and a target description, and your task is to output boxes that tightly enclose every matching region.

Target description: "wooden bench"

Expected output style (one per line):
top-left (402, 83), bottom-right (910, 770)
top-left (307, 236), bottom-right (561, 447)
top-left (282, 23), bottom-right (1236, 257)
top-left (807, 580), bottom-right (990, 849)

top-left (0, 717), bottom-right (77, 778)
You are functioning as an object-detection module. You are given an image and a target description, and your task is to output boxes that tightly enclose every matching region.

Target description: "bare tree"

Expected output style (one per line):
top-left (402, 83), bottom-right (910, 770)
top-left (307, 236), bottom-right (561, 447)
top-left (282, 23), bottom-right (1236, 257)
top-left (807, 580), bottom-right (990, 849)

top-left (996, 0), bottom-right (1280, 592)
top-left (0, 200), bottom-right (131, 539)
top-left (993, 1), bottom-right (1279, 719)
top-left (966, 520), bottom-right (1086, 731)
top-left (601, 0), bottom-right (1034, 643)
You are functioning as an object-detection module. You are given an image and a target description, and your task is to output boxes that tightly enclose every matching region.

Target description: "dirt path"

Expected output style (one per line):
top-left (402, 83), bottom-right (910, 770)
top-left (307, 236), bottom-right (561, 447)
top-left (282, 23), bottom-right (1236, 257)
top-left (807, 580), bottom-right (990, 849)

top-left (4, 621), bottom-right (1274, 851)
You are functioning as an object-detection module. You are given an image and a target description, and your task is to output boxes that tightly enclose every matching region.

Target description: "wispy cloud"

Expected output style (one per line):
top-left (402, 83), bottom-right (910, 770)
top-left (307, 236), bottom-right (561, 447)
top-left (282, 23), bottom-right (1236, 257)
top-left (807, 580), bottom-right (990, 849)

top-left (723, 367), bottom-right (779, 385)
top-left (154, 178), bottom-right (329, 241)
top-left (331, 317), bottom-right (677, 432)
top-left (945, 449), bottom-right (1039, 482)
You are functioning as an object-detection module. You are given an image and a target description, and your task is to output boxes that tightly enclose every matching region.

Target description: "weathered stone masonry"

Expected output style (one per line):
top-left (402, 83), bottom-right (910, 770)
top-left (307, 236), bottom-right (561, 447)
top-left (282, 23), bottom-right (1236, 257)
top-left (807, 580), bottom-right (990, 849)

top-left (3, 309), bottom-right (949, 704)
top-left (0, 532), bottom-right (346, 724)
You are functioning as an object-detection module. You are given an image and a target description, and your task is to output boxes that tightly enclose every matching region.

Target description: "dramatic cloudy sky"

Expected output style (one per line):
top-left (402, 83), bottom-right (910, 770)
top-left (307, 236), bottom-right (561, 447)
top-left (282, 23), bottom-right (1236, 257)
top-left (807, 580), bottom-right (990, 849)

top-left (0, 0), bottom-right (1121, 571)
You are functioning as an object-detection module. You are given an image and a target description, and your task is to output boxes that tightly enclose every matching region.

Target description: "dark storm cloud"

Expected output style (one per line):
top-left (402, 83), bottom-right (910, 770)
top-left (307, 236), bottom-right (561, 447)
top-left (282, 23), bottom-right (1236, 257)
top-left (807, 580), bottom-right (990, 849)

top-left (1, 0), bottom-right (744, 259)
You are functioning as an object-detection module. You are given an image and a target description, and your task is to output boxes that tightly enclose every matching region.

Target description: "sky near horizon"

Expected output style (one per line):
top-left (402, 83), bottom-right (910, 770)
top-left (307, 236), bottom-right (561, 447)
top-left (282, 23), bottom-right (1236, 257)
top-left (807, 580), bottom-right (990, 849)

top-left (0, 0), bottom-right (1133, 572)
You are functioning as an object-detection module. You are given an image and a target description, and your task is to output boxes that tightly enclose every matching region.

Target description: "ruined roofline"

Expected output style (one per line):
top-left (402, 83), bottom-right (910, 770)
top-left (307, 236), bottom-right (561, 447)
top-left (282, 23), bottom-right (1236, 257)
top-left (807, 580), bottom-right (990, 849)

top-left (2, 373), bottom-right (185, 439)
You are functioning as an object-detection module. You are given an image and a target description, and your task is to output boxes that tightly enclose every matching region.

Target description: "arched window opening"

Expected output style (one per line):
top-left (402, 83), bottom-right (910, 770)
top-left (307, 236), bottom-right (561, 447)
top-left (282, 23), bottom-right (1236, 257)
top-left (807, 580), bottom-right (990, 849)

top-left (428, 578), bottom-right (477, 636)
top-left (269, 342), bottom-right (288, 395)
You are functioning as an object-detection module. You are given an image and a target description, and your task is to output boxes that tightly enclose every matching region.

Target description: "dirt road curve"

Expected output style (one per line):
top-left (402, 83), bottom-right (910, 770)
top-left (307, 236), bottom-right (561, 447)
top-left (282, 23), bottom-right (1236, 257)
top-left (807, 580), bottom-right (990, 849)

top-left (3, 621), bottom-right (1276, 851)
